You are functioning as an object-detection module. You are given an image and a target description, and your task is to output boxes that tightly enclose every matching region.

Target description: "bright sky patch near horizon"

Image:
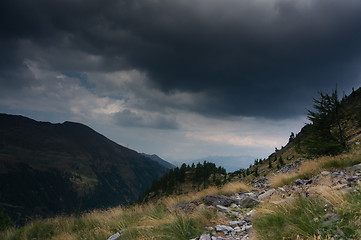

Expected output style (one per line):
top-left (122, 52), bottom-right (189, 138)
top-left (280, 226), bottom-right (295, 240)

top-left (1, 0), bottom-right (360, 168)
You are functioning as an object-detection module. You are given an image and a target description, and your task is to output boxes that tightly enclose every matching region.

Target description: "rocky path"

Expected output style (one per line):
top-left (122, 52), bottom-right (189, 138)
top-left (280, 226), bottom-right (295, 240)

top-left (106, 162), bottom-right (361, 240)
top-left (189, 162), bottom-right (361, 240)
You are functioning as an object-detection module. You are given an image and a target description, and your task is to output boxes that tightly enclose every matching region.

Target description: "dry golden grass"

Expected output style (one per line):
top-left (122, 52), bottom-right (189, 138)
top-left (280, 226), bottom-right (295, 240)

top-left (269, 149), bottom-right (361, 187)
top-left (218, 181), bottom-right (251, 194)
top-left (3, 181), bottom-right (241, 240)
top-left (162, 181), bottom-right (251, 206)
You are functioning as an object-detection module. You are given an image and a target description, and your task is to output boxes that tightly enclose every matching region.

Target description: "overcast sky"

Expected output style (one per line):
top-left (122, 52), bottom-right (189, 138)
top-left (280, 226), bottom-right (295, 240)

top-left (1, 0), bottom-right (360, 169)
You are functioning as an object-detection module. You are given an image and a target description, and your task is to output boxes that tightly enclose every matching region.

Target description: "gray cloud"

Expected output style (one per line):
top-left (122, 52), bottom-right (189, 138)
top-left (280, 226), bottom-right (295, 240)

top-left (1, 0), bottom-right (361, 120)
top-left (114, 109), bottom-right (179, 130)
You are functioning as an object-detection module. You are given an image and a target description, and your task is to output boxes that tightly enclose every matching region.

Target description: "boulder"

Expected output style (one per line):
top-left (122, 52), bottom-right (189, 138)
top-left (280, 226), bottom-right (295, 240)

top-left (237, 194), bottom-right (260, 208)
top-left (204, 195), bottom-right (238, 207)
top-left (344, 163), bottom-right (361, 176)
top-left (258, 188), bottom-right (275, 200)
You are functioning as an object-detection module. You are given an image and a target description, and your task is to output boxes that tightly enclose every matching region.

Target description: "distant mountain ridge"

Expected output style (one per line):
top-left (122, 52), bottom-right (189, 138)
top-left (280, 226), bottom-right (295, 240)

top-left (0, 113), bottom-right (168, 225)
top-left (141, 153), bottom-right (176, 169)
top-left (189, 155), bottom-right (256, 172)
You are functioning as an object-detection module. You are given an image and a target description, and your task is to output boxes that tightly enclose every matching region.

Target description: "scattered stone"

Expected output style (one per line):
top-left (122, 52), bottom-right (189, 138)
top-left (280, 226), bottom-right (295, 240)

top-left (236, 194), bottom-right (260, 208)
top-left (344, 163), bottom-right (361, 176)
top-left (199, 233), bottom-right (212, 240)
top-left (204, 226), bottom-right (214, 231)
top-left (216, 205), bottom-right (231, 211)
top-left (234, 226), bottom-right (242, 233)
top-left (215, 225), bottom-right (235, 235)
top-left (204, 195), bottom-right (238, 207)
top-left (246, 209), bottom-right (256, 217)
top-left (195, 162), bottom-right (361, 240)
top-left (258, 188), bottom-right (275, 200)
top-left (251, 177), bottom-right (268, 189)
top-left (276, 158), bottom-right (307, 174)
top-left (321, 171), bottom-right (331, 176)
top-left (107, 229), bottom-right (124, 240)
top-left (244, 225), bottom-right (253, 232)
top-left (294, 179), bottom-right (312, 185)
top-left (241, 234), bottom-right (249, 240)
top-left (230, 203), bottom-right (239, 209)
top-left (228, 220), bottom-right (243, 227)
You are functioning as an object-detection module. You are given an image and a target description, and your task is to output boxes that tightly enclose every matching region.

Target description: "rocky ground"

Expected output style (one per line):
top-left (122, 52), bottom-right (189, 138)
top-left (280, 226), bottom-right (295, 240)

top-left (107, 161), bottom-right (361, 240)
top-left (186, 161), bottom-right (361, 240)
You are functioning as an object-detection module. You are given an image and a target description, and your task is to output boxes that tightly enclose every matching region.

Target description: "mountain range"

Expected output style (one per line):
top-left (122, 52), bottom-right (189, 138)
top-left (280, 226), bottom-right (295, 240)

top-left (0, 113), bottom-right (170, 224)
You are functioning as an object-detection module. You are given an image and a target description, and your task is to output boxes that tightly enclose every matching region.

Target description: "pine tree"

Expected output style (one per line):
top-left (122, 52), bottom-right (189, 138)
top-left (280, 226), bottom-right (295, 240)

top-left (289, 132), bottom-right (295, 142)
top-left (305, 88), bottom-right (346, 155)
top-left (268, 158), bottom-right (272, 168)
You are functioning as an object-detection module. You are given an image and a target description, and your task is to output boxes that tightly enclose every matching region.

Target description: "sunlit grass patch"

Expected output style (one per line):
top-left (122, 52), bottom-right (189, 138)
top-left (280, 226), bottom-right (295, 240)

top-left (253, 189), bottom-right (361, 240)
top-left (162, 180), bottom-right (251, 206)
top-left (269, 150), bottom-right (361, 187)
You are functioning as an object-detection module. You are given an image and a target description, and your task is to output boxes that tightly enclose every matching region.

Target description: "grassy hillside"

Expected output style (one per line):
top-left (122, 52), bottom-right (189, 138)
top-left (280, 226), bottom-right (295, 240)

top-left (0, 182), bottom-right (250, 240)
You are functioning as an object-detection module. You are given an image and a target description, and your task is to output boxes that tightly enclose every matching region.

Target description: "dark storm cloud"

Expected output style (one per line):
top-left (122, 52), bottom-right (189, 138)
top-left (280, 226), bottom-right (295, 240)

top-left (1, 0), bottom-right (361, 118)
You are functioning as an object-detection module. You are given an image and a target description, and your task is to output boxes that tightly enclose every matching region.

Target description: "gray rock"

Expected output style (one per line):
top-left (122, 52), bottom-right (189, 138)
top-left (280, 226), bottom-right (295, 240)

top-left (241, 234), bottom-right (249, 240)
top-left (246, 209), bottom-right (256, 216)
top-left (228, 220), bottom-right (243, 227)
top-left (237, 194), bottom-right (260, 208)
top-left (215, 225), bottom-right (234, 235)
top-left (204, 226), bottom-right (214, 231)
top-left (199, 233), bottom-right (212, 240)
top-left (258, 188), bottom-right (275, 200)
top-left (234, 226), bottom-right (242, 233)
top-left (276, 158), bottom-right (307, 174)
top-left (321, 171), bottom-right (331, 176)
top-left (216, 205), bottom-right (231, 211)
top-left (204, 195), bottom-right (238, 207)
top-left (344, 163), bottom-right (361, 176)
top-left (107, 232), bottom-right (121, 240)
top-left (294, 179), bottom-right (312, 185)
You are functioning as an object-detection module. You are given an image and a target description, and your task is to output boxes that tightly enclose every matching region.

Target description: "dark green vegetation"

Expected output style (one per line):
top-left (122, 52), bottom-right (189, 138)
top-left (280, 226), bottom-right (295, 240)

top-left (140, 161), bottom-right (226, 201)
top-left (0, 114), bottom-right (169, 225)
top-left (304, 88), bottom-right (347, 155)
top-left (301, 87), bottom-right (361, 156)
top-left (253, 190), bottom-right (361, 239)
